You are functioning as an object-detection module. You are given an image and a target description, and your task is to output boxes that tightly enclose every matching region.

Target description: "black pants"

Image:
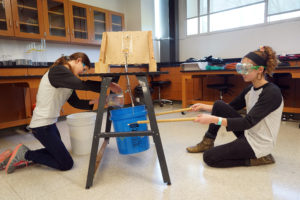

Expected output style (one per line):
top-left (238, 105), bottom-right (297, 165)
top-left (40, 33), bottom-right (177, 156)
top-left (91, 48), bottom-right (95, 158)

top-left (202, 100), bottom-right (256, 168)
top-left (25, 124), bottom-right (73, 171)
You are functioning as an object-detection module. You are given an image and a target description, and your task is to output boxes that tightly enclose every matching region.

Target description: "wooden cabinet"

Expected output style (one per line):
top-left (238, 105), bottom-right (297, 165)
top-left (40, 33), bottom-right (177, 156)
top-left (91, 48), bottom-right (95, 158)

top-left (0, 0), bottom-right (125, 44)
top-left (67, 3), bottom-right (125, 45)
top-left (68, 1), bottom-right (92, 44)
top-left (90, 7), bottom-right (108, 45)
top-left (0, 0), bottom-right (65, 40)
top-left (108, 11), bottom-right (124, 32)
top-left (0, 0), bottom-right (14, 36)
top-left (10, 0), bottom-right (44, 39)
top-left (42, 0), bottom-right (70, 42)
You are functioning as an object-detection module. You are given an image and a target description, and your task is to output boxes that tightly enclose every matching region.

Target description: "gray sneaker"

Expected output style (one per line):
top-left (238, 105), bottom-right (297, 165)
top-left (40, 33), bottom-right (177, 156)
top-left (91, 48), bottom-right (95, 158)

top-left (0, 150), bottom-right (12, 170)
top-left (5, 144), bottom-right (30, 174)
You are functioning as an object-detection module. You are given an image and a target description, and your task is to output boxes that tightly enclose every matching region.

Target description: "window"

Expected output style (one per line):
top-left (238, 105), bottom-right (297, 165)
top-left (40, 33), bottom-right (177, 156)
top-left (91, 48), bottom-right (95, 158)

top-left (187, 17), bottom-right (198, 35)
top-left (186, 0), bottom-right (300, 36)
top-left (210, 3), bottom-right (264, 32)
top-left (186, 0), bottom-right (199, 35)
top-left (268, 0), bottom-right (300, 22)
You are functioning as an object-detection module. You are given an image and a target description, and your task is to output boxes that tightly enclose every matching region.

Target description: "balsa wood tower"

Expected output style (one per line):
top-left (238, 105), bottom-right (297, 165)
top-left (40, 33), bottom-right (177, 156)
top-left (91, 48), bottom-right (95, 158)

top-left (95, 31), bottom-right (157, 73)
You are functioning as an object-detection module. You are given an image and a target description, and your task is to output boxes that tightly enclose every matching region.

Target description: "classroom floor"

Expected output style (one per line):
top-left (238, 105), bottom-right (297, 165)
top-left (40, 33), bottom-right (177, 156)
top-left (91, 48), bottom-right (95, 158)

top-left (0, 103), bottom-right (299, 200)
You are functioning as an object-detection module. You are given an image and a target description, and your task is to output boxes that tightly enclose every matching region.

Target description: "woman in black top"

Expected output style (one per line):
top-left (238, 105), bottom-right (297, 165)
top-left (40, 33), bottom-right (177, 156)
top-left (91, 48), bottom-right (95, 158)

top-left (5, 52), bottom-right (121, 174)
top-left (186, 46), bottom-right (283, 168)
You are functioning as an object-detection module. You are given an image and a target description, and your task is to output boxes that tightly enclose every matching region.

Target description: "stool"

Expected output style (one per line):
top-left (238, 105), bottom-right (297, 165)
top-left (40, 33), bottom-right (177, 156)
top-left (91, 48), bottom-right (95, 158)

top-left (151, 80), bottom-right (173, 107)
top-left (272, 73), bottom-right (290, 97)
top-left (272, 73), bottom-right (291, 121)
top-left (206, 75), bottom-right (234, 100)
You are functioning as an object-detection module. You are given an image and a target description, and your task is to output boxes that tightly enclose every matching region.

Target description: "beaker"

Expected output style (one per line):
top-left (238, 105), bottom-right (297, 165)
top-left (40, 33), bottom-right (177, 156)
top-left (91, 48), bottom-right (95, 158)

top-left (40, 39), bottom-right (47, 66)
top-left (31, 42), bottom-right (37, 66)
top-left (106, 93), bottom-right (124, 108)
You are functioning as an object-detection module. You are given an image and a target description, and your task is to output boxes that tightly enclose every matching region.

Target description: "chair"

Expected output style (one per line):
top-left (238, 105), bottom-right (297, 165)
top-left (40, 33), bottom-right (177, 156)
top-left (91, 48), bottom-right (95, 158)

top-left (206, 75), bottom-right (234, 100)
top-left (150, 79), bottom-right (173, 107)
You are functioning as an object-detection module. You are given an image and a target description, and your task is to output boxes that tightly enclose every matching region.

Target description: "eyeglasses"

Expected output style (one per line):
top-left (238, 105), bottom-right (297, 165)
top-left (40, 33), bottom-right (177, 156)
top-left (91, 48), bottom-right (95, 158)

top-left (236, 63), bottom-right (265, 75)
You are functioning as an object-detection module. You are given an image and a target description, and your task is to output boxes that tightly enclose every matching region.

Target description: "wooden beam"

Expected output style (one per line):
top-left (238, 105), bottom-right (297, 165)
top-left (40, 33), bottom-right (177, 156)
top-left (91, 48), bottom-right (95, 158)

top-left (94, 138), bottom-right (109, 175)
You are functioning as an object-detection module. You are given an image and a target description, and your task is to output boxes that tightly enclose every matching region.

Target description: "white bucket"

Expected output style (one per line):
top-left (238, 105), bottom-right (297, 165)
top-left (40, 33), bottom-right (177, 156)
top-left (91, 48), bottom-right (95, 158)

top-left (66, 112), bottom-right (97, 155)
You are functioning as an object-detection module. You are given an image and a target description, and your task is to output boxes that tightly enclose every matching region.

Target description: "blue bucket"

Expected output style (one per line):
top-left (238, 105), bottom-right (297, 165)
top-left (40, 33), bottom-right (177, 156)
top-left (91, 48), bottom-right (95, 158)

top-left (110, 105), bottom-right (150, 155)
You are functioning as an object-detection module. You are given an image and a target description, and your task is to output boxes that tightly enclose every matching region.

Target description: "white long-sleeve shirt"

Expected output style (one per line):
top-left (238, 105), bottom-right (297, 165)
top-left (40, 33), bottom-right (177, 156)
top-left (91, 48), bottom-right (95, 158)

top-left (227, 82), bottom-right (283, 158)
top-left (30, 65), bottom-right (101, 128)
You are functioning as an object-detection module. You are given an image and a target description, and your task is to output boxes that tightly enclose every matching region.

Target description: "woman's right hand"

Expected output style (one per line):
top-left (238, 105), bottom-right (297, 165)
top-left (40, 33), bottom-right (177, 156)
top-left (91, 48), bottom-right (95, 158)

top-left (190, 103), bottom-right (206, 112)
top-left (89, 98), bottom-right (99, 105)
top-left (109, 82), bottom-right (122, 94)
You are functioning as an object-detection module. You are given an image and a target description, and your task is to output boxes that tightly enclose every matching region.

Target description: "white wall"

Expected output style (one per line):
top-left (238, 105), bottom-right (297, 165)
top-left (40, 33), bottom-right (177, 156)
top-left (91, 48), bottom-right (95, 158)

top-left (140, 0), bottom-right (159, 61)
top-left (178, 1), bottom-right (300, 61)
top-left (140, 0), bottom-right (155, 32)
top-left (0, 39), bottom-right (102, 62)
top-left (124, 0), bottom-right (141, 31)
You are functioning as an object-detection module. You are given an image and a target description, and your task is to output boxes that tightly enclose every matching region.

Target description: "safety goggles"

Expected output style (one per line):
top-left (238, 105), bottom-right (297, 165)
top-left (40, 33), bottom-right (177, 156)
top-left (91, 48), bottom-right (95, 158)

top-left (82, 63), bottom-right (88, 73)
top-left (236, 63), bottom-right (265, 75)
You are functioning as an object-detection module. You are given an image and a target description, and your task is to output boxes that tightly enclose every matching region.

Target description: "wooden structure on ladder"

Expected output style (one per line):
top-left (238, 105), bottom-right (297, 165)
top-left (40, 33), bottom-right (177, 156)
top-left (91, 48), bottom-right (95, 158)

top-left (95, 31), bottom-right (157, 73)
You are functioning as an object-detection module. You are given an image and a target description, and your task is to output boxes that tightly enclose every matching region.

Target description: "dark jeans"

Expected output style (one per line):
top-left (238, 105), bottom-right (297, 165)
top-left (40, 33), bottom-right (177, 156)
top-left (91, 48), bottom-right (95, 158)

top-left (202, 100), bottom-right (256, 168)
top-left (26, 124), bottom-right (73, 171)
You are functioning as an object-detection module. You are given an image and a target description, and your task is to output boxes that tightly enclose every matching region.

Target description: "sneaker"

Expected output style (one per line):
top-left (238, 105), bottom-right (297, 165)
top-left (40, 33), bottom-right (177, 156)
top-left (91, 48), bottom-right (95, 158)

top-left (0, 150), bottom-right (12, 170)
top-left (5, 144), bottom-right (30, 174)
top-left (250, 154), bottom-right (275, 166)
top-left (186, 136), bottom-right (214, 153)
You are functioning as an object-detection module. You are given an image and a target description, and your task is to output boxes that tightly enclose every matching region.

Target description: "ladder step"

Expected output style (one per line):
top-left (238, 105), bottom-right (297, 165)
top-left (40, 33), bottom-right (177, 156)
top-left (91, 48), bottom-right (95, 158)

top-left (98, 131), bottom-right (154, 138)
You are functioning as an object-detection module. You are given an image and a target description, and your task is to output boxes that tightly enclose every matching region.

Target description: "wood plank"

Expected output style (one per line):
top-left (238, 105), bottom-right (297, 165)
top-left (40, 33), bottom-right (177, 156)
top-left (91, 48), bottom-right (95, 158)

top-left (0, 68), bottom-right (28, 76)
top-left (24, 87), bottom-right (32, 118)
top-left (48, 11), bottom-right (64, 15)
top-left (94, 138), bottom-right (109, 175)
top-left (17, 5), bottom-right (37, 11)
top-left (27, 68), bottom-right (48, 76)
top-left (0, 118), bottom-right (31, 129)
top-left (283, 107), bottom-right (300, 113)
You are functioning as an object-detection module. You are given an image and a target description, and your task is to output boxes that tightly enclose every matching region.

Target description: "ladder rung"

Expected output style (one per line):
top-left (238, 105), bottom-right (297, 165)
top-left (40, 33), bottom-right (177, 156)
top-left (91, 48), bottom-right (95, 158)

top-left (98, 131), bottom-right (154, 138)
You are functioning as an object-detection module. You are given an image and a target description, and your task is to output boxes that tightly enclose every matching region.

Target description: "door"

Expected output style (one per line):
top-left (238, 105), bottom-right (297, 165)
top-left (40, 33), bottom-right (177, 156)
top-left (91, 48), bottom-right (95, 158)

top-left (43, 0), bottom-right (70, 42)
top-left (0, 0), bottom-right (14, 36)
top-left (11, 0), bottom-right (44, 39)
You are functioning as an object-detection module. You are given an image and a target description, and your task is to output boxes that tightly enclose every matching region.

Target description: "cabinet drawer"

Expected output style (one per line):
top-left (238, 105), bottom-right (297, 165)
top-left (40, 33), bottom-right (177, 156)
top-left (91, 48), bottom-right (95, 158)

top-left (0, 68), bottom-right (28, 76)
top-left (27, 68), bottom-right (48, 76)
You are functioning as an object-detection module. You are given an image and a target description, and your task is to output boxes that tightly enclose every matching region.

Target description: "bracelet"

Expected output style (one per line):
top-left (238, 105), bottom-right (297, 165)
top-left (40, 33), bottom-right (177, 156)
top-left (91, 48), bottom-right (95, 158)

top-left (217, 117), bottom-right (222, 125)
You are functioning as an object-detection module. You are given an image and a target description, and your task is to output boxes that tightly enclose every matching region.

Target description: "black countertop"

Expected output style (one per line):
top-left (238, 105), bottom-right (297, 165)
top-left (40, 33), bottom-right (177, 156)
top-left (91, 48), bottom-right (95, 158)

top-left (1, 67), bottom-right (299, 80)
top-left (0, 75), bottom-right (43, 79)
top-left (0, 62), bottom-right (182, 68)
top-left (1, 54), bottom-right (299, 68)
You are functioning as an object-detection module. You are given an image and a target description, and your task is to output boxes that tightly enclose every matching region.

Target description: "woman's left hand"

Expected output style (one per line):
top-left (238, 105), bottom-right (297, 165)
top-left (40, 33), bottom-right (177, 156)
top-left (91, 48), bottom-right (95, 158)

top-left (194, 113), bottom-right (217, 124)
top-left (109, 82), bottom-right (122, 94)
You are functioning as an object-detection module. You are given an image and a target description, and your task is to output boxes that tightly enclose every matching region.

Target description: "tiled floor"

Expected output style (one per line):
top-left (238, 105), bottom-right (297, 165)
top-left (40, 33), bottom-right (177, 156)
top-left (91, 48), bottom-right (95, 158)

top-left (0, 103), bottom-right (300, 200)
